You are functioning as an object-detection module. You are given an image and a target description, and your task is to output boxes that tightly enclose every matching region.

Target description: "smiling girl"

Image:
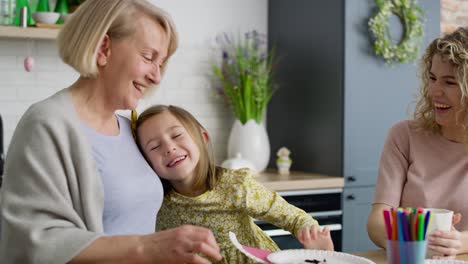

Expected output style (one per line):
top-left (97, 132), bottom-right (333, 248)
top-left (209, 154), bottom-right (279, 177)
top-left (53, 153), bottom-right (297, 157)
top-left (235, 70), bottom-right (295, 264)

top-left (135, 105), bottom-right (334, 263)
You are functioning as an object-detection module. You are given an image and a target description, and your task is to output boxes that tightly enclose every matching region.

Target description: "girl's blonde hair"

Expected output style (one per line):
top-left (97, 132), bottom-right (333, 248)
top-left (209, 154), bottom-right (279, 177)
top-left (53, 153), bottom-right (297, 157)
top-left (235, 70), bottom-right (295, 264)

top-left (413, 27), bottom-right (468, 141)
top-left (57, 0), bottom-right (178, 79)
top-left (135, 105), bottom-right (219, 194)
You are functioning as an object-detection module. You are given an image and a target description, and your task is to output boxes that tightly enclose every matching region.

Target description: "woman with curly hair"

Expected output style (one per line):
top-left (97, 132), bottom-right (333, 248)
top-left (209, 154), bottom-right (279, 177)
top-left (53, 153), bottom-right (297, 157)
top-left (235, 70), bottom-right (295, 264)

top-left (367, 27), bottom-right (468, 258)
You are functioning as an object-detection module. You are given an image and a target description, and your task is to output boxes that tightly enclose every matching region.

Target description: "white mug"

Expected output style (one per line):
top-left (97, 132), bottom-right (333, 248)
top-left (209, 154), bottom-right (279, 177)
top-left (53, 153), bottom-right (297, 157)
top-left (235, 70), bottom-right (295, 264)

top-left (424, 208), bottom-right (453, 258)
top-left (424, 208), bottom-right (453, 235)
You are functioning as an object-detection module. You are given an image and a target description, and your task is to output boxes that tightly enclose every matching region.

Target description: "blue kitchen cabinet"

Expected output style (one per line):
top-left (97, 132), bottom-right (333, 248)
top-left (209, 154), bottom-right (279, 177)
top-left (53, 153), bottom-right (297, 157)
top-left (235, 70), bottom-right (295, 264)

top-left (341, 0), bottom-right (440, 252)
top-left (268, 0), bottom-right (440, 253)
top-left (342, 187), bottom-right (378, 252)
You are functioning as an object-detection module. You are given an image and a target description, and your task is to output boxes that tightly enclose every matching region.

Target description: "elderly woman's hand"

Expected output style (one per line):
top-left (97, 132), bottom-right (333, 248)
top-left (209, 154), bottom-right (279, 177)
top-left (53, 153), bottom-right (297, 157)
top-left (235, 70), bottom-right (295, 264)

top-left (428, 213), bottom-right (462, 259)
top-left (139, 225), bottom-right (222, 264)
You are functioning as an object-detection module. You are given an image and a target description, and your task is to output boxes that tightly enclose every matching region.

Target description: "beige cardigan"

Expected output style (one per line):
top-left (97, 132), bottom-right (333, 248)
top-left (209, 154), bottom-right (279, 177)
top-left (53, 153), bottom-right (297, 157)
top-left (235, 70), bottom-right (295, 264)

top-left (0, 89), bottom-right (104, 263)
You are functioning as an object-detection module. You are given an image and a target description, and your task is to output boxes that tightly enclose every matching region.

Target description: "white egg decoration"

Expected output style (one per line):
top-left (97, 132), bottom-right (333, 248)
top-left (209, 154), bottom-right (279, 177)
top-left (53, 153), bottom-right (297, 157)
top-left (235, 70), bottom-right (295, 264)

top-left (24, 56), bottom-right (35, 72)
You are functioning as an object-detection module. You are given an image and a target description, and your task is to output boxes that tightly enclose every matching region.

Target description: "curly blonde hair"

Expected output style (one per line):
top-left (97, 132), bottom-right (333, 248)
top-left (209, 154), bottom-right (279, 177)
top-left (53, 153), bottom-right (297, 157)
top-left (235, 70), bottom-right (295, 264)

top-left (413, 27), bottom-right (468, 140)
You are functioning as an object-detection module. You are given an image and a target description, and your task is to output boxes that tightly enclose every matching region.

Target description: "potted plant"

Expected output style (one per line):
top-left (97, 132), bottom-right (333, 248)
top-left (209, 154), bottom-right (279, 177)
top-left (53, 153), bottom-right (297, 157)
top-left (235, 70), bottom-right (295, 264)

top-left (213, 30), bottom-right (276, 172)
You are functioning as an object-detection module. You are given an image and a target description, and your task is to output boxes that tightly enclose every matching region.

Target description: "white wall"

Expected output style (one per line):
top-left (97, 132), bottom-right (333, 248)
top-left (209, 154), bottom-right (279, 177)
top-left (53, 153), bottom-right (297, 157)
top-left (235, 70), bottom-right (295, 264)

top-left (0, 0), bottom-right (268, 163)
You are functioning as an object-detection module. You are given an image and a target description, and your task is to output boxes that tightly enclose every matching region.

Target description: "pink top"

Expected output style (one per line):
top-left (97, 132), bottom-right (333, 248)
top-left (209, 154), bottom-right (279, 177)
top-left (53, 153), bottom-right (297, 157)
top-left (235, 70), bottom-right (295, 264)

top-left (373, 120), bottom-right (468, 231)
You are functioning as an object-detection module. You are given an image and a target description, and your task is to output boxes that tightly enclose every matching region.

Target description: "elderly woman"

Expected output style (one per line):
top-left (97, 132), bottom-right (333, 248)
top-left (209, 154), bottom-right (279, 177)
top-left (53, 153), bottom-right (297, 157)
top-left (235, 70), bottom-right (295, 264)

top-left (367, 27), bottom-right (468, 259)
top-left (0, 1), bottom-right (221, 263)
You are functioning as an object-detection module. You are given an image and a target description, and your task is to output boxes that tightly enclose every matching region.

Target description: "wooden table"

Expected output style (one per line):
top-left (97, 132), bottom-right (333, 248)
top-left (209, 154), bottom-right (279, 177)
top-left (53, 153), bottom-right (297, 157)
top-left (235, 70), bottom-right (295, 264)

top-left (355, 249), bottom-right (468, 263)
top-left (256, 170), bottom-right (344, 191)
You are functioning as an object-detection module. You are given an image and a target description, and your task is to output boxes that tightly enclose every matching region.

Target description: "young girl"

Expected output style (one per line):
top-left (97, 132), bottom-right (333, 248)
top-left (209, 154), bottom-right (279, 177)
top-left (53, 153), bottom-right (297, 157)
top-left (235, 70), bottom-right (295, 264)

top-left (135, 105), bottom-right (334, 263)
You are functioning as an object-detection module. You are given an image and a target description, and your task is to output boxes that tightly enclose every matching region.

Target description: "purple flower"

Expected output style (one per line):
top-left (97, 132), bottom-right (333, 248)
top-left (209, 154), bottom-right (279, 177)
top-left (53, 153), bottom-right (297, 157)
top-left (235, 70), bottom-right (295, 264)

top-left (252, 30), bottom-right (258, 38)
top-left (223, 32), bottom-right (231, 44)
top-left (215, 35), bottom-right (223, 45)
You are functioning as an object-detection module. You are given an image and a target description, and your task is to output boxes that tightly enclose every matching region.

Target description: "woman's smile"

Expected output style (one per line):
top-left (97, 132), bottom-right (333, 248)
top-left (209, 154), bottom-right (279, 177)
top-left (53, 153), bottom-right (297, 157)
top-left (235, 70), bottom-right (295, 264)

top-left (433, 101), bottom-right (452, 114)
top-left (133, 82), bottom-right (145, 97)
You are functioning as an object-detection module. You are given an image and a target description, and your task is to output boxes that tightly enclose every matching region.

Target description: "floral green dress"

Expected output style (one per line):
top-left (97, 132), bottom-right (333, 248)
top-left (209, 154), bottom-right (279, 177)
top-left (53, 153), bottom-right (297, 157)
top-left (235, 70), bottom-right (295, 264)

top-left (156, 168), bottom-right (319, 263)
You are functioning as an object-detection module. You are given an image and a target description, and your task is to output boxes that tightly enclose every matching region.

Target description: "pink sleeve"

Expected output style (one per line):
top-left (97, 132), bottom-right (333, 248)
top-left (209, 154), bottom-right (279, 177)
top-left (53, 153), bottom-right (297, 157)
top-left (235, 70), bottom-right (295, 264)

top-left (373, 121), bottom-right (411, 207)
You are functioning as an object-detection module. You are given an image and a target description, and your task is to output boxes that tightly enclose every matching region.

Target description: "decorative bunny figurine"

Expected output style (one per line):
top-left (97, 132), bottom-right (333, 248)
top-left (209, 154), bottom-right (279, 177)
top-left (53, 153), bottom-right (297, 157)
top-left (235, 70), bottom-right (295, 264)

top-left (276, 147), bottom-right (292, 175)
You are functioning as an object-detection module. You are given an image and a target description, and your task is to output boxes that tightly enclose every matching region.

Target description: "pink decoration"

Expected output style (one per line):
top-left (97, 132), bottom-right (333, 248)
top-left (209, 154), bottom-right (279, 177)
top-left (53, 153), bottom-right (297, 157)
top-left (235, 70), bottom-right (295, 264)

top-left (24, 56), bottom-right (35, 72)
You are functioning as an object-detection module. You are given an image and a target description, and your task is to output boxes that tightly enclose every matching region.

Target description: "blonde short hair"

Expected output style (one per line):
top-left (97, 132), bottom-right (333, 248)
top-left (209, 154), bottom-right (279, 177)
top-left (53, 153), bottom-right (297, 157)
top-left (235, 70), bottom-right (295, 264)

top-left (135, 105), bottom-right (219, 194)
top-left (57, 0), bottom-right (178, 78)
top-left (413, 27), bottom-right (468, 140)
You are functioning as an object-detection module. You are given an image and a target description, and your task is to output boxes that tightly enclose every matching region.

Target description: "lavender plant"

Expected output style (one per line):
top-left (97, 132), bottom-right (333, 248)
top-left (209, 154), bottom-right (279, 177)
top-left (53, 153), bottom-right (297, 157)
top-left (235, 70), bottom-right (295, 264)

top-left (213, 30), bottom-right (276, 124)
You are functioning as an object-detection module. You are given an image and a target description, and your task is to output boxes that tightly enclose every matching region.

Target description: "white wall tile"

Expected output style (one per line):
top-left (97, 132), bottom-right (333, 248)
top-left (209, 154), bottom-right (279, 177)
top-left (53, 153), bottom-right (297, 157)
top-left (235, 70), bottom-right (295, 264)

top-left (0, 40), bottom-right (27, 55)
top-left (0, 83), bottom-right (18, 100)
top-left (0, 71), bottom-right (35, 85)
top-left (0, 56), bottom-right (17, 69)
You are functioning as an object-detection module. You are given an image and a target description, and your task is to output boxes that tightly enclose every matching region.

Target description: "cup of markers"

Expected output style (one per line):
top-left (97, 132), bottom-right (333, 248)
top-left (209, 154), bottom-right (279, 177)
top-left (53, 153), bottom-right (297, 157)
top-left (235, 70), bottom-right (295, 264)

top-left (383, 207), bottom-right (431, 264)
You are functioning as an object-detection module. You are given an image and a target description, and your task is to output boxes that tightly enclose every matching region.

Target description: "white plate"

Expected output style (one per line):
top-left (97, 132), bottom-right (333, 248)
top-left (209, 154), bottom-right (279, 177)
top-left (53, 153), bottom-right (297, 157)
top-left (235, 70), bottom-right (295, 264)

top-left (267, 249), bottom-right (376, 264)
top-left (426, 260), bottom-right (468, 264)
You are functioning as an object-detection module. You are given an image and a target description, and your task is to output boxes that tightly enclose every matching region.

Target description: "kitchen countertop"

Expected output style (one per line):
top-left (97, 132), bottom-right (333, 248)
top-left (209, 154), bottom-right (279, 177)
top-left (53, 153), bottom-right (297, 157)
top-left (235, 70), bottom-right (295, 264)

top-left (354, 249), bottom-right (468, 263)
top-left (256, 170), bottom-right (344, 191)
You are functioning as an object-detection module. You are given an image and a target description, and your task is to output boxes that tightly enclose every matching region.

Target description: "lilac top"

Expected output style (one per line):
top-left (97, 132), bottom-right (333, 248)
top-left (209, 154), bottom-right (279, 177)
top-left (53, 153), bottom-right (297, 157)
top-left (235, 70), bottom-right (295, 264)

top-left (82, 115), bottom-right (163, 235)
top-left (374, 120), bottom-right (468, 231)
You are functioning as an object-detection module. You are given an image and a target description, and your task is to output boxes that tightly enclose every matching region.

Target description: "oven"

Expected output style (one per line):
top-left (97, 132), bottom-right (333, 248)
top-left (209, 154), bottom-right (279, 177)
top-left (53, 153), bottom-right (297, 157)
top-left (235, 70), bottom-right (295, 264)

top-left (254, 188), bottom-right (343, 251)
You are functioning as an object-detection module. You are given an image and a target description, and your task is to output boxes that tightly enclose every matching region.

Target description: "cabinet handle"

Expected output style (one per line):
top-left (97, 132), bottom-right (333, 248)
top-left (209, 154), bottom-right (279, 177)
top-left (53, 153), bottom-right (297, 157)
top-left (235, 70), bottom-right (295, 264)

top-left (346, 194), bottom-right (355, 201)
top-left (347, 176), bottom-right (356, 182)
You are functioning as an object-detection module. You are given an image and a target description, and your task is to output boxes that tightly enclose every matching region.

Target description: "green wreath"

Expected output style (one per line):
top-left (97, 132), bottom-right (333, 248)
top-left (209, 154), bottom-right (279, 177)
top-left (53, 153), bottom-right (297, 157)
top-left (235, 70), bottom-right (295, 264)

top-left (368, 0), bottom-right (424, 63)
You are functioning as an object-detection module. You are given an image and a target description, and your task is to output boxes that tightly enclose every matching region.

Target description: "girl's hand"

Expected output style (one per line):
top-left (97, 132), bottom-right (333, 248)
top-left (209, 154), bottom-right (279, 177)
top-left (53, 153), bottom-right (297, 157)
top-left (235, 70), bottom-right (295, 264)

top-left (297, 225), bottom-right (334, 251)
top-left (428, 213), bottom-right (462, 259)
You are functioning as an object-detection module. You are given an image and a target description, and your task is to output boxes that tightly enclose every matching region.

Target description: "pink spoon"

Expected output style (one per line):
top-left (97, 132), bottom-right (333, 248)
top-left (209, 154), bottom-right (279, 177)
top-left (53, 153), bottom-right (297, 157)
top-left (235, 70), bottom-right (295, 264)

top-left (229, 231), bottom-right (272, 263)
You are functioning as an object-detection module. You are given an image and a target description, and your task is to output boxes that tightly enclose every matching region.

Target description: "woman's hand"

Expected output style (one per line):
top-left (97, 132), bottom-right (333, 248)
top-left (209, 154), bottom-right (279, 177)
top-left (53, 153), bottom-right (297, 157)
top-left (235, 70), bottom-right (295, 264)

top-left (138, 225), bottom-right (222, 264)
top-left (428, 213), bottom-right (462, 259)
top-left (297, 225), bottom-right (334, 251)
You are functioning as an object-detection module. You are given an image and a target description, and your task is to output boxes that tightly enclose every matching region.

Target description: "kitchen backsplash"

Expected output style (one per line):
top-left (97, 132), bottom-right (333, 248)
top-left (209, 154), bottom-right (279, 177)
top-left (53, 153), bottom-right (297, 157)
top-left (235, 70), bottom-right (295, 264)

top-left (0, 0), bottom-right (267, 163)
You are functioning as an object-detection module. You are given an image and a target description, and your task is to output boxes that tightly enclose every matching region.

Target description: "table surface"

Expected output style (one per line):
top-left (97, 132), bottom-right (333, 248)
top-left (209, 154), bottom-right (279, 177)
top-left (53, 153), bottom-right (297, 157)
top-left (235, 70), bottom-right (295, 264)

top-left (354, 249), bottom-right (468, 263)
top-left (256, 170), bottom-right (344, 191)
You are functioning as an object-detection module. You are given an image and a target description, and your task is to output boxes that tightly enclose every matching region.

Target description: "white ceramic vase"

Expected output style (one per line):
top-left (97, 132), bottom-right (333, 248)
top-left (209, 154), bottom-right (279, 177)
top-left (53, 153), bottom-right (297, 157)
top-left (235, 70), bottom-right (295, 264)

top-left (227, 119), bottom-right (270, 172)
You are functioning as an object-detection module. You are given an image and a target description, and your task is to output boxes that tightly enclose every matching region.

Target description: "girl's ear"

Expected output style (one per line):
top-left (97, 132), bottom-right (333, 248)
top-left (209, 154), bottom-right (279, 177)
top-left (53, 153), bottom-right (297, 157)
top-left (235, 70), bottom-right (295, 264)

top-left (97, 35), bottom-right (111, 67)
top-left (201, 130), bottom-right (210, 145)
